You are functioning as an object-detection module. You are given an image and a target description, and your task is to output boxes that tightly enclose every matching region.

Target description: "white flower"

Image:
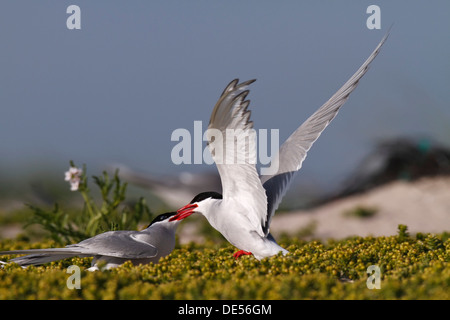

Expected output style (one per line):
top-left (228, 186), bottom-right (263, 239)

top-left (65, 167), bottom-right (83, 191)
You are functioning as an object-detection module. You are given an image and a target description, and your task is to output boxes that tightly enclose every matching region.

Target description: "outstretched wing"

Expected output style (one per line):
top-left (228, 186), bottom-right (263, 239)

top-left (260, 32), bottom-right (390, 235)
top-left (207, 79), bottom-right (268, 237)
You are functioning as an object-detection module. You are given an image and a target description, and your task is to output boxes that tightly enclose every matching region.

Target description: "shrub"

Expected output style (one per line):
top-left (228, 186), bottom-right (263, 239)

top-left (1, 228), bottom-right (448, 299)
top-left (25, 162), bottom-right (154, 243)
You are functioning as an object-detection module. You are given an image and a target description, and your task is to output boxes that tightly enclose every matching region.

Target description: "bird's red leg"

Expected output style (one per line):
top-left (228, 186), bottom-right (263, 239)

top-left (233, 250), bottom-right (253, 259)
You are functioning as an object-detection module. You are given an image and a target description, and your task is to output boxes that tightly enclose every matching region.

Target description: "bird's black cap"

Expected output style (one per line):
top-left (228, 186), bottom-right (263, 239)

top-left (146, 212), bottom-right (177, 227)
top-left (190, 191), bottom-right (222, 204)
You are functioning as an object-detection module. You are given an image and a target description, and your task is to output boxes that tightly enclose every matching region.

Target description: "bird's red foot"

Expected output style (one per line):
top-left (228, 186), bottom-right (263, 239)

top-left (233, 250), bottom-right (252, 259)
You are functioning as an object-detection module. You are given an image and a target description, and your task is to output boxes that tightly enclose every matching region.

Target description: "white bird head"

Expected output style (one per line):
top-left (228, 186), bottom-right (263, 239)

top-left (174, 191), bottom-right (223, 219)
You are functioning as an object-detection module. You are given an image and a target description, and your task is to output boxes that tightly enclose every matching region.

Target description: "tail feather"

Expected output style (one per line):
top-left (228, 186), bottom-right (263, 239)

top-left (0, 248), bottom-right (89, 267)
top-left (8, 253), bottom-right (82, 266)
top-left (0, 248), bottom-right (76, 256)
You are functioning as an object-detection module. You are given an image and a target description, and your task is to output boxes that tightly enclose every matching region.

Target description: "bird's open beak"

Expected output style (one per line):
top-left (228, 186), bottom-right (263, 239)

top-left (169, 203), bottom-right (198, 221)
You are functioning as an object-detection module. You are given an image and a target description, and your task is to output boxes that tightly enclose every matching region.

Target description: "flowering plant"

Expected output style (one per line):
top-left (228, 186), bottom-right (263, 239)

top-left (27, 161), bottom-right (154, 243)
top-left (64, 166), bottom-right (83, 191)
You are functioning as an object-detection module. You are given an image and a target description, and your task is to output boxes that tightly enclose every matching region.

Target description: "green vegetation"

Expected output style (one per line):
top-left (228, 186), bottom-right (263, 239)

top-left (0, 226), bottom-right (448, 299)
top-left (25, 162), bottom-right (154, 243)
top-left (343, 206), bottom-right (378, 218)
top-left (1, 164), bottom-right (449, 299)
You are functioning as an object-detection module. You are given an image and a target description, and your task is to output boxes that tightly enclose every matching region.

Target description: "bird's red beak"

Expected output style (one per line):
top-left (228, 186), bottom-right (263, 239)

top-left (169, 203), bottom-right (198, 221)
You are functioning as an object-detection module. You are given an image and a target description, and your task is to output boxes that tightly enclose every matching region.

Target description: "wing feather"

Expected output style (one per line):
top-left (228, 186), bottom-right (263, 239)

top-left (260, 32), bottom-right (390, 235)
top-left (207, 79), bottom-right (268, 237)
top-left (68, 231), bottom-right (158, 259)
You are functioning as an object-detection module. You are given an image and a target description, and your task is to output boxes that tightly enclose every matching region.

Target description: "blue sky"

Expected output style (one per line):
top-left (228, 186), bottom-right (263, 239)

top-left (1, 1), bottom-right (449, 192)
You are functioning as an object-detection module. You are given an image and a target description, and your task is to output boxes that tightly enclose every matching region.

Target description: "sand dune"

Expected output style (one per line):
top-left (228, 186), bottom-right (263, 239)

top-left (269, 176), bottom-right (450, 240)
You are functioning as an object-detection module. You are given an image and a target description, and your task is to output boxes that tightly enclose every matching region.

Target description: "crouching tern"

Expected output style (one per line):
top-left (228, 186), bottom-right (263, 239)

top-left (175, 33), bottom-right (389, 260)
top-left (0, 211), bottom-right (190, 271)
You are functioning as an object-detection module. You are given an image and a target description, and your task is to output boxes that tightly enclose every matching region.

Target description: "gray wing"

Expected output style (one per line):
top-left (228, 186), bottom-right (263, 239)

top-left (67, 230), bottom-right (159, 259)
top-left (0, 231), bottom-right (159, 266)
top-left (0, 231), bottom-right (158, 259)
top-left (260, 32), bottom-right (390, 235)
